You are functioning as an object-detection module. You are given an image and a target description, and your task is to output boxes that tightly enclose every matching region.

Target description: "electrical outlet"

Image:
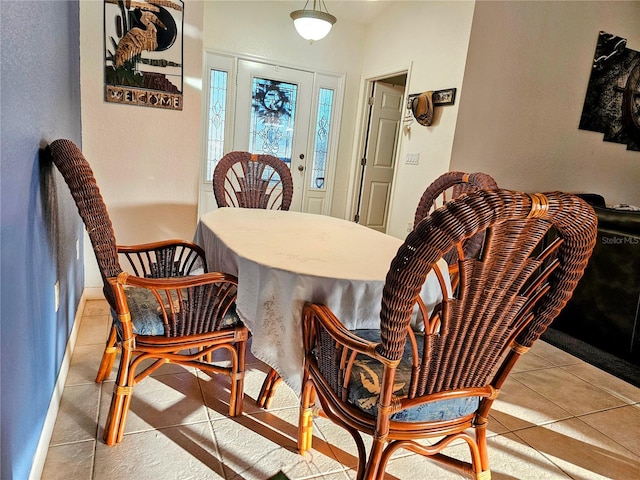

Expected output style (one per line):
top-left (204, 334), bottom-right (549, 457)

top-left (55, 281), bottom-right (60, 312)
top-left (407, 222), bottom-right (413, 232)
top-left (405, 153), bottom-right (419, 165)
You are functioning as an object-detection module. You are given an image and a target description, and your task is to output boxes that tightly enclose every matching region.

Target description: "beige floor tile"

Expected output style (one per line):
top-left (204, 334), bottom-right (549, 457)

top-left (578, 405), bottom-right (640, 456)
top-left (482, 433), bottom-right (573, 479)
top-left (311, 414), bottom-right (372, 471)
top-left (66, 343), bottom-right (109, 386)
top-left (530, 341), bottom-right (583, 367)
top-left (562, 362), bottom-right (640, 404)
top-left (384, 432), bottom-right (572, 479)
top-left (513, 417), bottom-right (640, 479)
top-left (311, 409), bottom-right (510, 477)
top-left (82, 299), bottom-right (111, 317)
top-left (93, 422), bottom-right (224, 479)
top-left (490, 376), bottom-right (573, 431)
top-left (50, 383), bottom-right (101, 445)
top-left (75, 316), bottom-right (111, 346)
top-left (486, 414), bottom-right (510, 436)
top-left (210, 408), bottom-right (349, 480)
top-left (385, 452), bottom-right (467, 479)
top-left (244, 362), bottom-right (301, 410)
top-left (47, 301), bottom-right (640, 480)
top-left (511, 349), bottom-right (556, 373)
top-left (99, 371), bottom-right (210, 438)
top-left (41, 440), bottom-right (95, 480)
top-left (199, 361), bottom-right (299, 421)
top-left (512, 367), bottom-right (628, 416)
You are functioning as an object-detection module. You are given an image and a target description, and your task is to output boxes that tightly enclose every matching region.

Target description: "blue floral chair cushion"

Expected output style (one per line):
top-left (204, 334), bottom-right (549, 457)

top-left (112, 286), bottom-right (241, 336)
top-left (347, 330), bottom-right (479, 423)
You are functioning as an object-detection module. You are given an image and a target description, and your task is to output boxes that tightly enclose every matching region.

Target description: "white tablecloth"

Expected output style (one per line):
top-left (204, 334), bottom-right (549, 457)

top-left (194, 208), bottom-right (449, 394)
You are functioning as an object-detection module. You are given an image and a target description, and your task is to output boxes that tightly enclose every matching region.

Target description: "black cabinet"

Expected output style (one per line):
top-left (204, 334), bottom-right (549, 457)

top-left (552, 200), bottom-right (640, 364)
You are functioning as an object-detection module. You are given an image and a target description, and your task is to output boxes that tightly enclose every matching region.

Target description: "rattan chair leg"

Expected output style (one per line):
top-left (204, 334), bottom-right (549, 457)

top-left (297, 379), bottom-right (316, 454)
top-left (298, 405), bottom-right (314, 454)
top-left (116, 391), bottom-right (134, 444)
top-left (364, 439), bottom-right (386, 480)
top-left (103, 344), bottom-right (135, 446)
top-left (229, 341), bottom-right (246, 417)
top-left (475, 427), bottom-right (491, 478)
top-left (95, 324), bottom-right (118, 383)
top-left (103, 383), bottom-right (133, 446)
top-left (257, 368), bottom-right (282, 409)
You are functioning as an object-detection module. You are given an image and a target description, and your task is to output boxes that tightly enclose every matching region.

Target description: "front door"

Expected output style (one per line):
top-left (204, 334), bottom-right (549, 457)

top-left (234, 60), bottom-right (314, 212)
top-left (199, 53), bottom-right (342, 217)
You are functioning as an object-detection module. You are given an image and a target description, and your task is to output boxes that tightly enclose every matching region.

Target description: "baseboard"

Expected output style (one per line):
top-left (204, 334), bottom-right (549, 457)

top-left (28, 291), bottom-right (91, 480)
top-left (83, 286), bottom-right (105, 299)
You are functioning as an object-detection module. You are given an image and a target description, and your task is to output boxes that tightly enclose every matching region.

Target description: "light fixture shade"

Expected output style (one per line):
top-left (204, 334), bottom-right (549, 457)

top-left (290, 3), bottom-right (337, 43)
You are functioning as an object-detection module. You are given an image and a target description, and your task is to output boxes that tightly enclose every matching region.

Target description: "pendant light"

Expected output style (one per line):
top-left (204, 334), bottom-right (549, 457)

top-left (290, 0), bottom-right (337, 43)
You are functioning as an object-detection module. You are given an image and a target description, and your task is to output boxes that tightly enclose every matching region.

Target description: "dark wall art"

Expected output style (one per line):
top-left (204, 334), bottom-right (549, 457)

top-left (104, 0), bottom-right (184, 110)
top-left (580, 31), bottom-right (640, 152)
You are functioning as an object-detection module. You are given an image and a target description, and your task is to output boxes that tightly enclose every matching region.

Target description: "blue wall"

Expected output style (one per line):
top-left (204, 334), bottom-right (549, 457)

top-left (1, 1), bottom-right (84, 479)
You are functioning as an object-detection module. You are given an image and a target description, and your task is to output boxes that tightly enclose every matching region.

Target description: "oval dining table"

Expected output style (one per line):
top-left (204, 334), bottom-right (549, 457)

top-left (193, 207), bottom-right (449, 406)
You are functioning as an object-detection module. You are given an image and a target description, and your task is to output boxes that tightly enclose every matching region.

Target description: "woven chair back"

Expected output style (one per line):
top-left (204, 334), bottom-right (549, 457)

top-left (378, 189), bottom-right (596, 398)
top-left (48, 139), bottom-right (122, 304)
top-left (213, 151), bottom-right (294, 210)
top-left (414, 171), bottom-right (498, 264)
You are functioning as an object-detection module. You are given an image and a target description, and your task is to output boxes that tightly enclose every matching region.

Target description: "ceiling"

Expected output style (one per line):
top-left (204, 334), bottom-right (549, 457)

top-left (323, 0), bottom-right (395, 25)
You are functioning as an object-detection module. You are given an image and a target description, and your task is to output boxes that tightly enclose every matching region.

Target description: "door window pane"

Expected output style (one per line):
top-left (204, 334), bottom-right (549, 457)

top-left (206, 69), bottom-right (228, 182)
top-left (249, 78), bottom-right (297, 167)
top-left (311, 88), bottom-right (334, 190)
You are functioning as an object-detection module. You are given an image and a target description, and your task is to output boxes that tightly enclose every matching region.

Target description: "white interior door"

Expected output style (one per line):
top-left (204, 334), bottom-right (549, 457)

top-left (357, 82), bottom-right (404, 232)
top-left (234, 60), bottom-right (314, 211)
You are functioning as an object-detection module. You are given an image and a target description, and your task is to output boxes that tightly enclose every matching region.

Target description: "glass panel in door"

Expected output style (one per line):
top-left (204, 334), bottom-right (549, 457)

top-left (248, 78), bottom-right (297, 168)
top-left (235, 60), bottom-right (313, 211)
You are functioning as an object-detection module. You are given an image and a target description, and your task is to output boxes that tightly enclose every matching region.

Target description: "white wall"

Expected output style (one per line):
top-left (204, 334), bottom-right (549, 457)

top-left (201, 1), bottom-right (368, 219)
top-left (80, 0), bottom-right (205, 287)
top-left (359, 1), bottom-right (475, 238)
top-left (451, 0), bottom-right (640, 206)
top-left (79, 0), bottom-right (639, 288)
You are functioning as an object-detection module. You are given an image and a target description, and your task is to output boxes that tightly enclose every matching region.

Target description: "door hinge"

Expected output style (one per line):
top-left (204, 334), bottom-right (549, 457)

top-left (368, 96), bottom-right (375, 106)
top-left (354, 214), bottom-right (360, 223)
top-left (361, 157), bottom-right (367, 166)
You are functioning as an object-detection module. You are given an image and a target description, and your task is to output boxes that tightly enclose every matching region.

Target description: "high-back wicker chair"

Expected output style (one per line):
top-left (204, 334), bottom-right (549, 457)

top-left (298, 189), bottom-right (597, 480)
top-left (414, 171), bottom-right (498, 266)
top-left (213, 151), bottom-right (294, 210)
top-left (48, 139), bottom-right (248, 446)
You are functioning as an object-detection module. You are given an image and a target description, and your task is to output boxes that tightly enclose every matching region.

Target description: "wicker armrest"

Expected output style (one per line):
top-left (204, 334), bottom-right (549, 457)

top-left (302, 303), bottom-right (382, 359)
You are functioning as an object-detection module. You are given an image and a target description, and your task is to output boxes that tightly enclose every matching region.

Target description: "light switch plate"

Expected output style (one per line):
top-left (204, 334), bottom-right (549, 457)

top-left (405, 153), bottom-right (419, 165)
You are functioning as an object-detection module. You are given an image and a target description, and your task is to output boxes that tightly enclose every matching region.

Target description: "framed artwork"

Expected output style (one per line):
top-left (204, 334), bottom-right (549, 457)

top-left (104, 0), bottom-right (184, 110)
top-left (407, 88), bottom-right (457, 110)
top-left (579, 31), bottom-right (640, 151)
top-left (432, 88), bottom-right (457, 106)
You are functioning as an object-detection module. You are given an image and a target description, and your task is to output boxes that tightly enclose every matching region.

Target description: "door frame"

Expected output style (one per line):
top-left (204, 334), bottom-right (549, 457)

top-left (348, 66), bottom-right (411, 231)
top-left (198, 50), bottom-right (345, 218)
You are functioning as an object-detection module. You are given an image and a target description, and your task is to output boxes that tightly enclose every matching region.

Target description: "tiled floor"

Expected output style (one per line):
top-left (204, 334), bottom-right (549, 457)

top-left (42, 299), bottom-right (640, 479)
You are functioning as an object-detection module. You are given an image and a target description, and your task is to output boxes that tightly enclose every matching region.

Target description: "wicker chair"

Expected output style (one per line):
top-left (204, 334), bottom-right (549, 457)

top-left (48, 139), bottom-right (249, 446)
top-left (414, 171), bottom-right (498, 266)
top-left (298, 189), bottom-right (597, 480)
top-left (213, 151), bottom-right (294, 210)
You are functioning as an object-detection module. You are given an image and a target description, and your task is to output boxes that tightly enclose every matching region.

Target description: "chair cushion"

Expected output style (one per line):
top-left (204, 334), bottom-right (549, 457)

top-left (347, 330), bottom-right (479, 423)
top-left (112, 286), bottom-right (241, 336)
